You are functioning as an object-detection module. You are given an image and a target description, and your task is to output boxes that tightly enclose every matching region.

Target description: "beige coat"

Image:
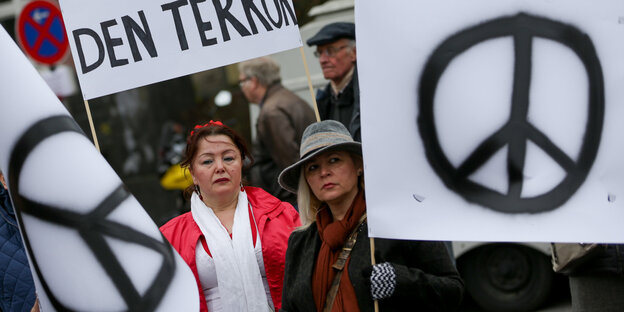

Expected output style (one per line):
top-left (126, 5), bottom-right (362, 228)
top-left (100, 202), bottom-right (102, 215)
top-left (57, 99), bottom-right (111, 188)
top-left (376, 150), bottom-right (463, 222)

top-left (251, 83), bottom-right (315, 205)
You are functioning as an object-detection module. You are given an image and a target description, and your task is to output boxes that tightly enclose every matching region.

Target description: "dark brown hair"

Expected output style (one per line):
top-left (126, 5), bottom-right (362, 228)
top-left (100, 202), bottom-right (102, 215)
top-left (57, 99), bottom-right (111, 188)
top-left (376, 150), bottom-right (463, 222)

top-left (181, 122), bottom-right (253, 197)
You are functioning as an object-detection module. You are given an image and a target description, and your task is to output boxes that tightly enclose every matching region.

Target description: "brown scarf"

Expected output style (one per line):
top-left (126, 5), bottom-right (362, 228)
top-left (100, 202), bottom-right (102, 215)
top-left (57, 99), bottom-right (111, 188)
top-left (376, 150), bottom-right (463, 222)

top-left (312, 190), bottom-right (366, 312)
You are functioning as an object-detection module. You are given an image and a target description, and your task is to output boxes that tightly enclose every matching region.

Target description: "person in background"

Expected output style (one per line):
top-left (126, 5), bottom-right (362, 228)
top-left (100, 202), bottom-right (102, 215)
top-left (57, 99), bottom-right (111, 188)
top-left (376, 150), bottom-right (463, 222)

top-left (160, 121), bottom-right (300, 312)
top-left (239, 56), bottom-right (315, 206)
top-left (278, 121), bottom-right (463, 311)
top-left (0, 171), bottom-right (39, 312)
top-left (566, 245), bottom-right (624, 311)
top-left (157, 121), bottom-right (193, 218)
top-left (307, 22), bottom-right (361, 141)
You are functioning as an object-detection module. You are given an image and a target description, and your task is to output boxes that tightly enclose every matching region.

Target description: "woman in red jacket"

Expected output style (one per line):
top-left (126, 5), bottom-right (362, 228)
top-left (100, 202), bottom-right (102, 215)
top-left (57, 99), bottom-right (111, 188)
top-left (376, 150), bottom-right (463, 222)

top-left (160, 121), bottom-right (300, 312)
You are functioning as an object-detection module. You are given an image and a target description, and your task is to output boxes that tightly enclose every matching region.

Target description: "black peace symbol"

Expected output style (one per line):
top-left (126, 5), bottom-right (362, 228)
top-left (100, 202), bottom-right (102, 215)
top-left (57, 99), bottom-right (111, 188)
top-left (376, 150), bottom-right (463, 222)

top-left (8, 116), bottom-right (176, 311)
top-left (418, 13), bottom-right (604, 213)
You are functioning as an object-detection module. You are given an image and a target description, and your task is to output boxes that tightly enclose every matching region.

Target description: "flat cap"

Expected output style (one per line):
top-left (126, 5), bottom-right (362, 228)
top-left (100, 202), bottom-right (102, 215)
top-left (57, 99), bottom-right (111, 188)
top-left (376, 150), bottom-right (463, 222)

top-left (306, 22), bottom-right (355, 46)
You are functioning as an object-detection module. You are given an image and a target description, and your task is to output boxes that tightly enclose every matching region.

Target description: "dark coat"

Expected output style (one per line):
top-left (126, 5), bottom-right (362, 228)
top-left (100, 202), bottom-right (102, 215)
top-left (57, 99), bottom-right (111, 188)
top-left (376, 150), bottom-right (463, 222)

top-left (0, 187), bottom-right (36, 312)
top-left (281, 222), bottom-right (464, 311)
top-left (570, 244), bottom-right (624, 277)
top-left (316, 66), bottom-right (361, 142)
top-left (251, 83), bottom-right (315, 205)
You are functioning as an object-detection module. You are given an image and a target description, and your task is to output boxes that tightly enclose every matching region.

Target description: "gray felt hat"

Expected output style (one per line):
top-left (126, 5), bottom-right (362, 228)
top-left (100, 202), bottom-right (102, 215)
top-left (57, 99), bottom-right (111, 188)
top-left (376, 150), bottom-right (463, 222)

top-left (278, 120), bottom-right (362, 194)
top-left (306, 22), bottom-right (355, 46)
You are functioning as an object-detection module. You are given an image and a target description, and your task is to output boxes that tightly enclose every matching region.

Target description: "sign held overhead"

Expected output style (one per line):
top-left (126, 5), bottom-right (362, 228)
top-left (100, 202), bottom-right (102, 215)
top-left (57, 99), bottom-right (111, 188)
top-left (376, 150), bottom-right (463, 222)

top-left (356, 0), bottom-right (624, 243)
top-left (58, 0), bottom-right (302, 99)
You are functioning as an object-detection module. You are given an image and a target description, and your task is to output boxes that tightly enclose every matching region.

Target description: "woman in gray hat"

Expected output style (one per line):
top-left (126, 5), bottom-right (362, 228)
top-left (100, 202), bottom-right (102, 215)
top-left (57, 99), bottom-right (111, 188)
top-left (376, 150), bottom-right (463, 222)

top-left (278, 120), bottom-right (464, 311)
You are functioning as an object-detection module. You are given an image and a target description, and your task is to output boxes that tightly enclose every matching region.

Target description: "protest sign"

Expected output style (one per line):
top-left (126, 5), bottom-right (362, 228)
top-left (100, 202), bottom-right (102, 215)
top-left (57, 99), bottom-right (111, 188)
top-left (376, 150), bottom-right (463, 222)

top-left (58, 0), bottom-right (302, 99)
top-left (356, 0), bottom-right (624, 243)
top-left (0, 26), bottom-right (198, 311)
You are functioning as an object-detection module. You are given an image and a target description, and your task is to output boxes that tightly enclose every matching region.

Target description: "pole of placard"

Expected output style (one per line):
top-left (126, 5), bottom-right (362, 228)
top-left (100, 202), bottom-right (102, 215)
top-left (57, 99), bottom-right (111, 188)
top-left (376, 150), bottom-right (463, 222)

top-left (299, 46), bottom-right (321, 122)
top-left (83, 100), bottom-right (101, 152)
top-left (370, 238), bottom-right (380, 312)
top-left (298, 46), bottom-right (379, 312)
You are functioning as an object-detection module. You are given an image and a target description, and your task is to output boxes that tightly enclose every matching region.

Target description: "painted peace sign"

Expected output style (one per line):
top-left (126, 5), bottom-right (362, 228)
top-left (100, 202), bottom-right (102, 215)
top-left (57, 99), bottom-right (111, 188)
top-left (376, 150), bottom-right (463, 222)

top-left (418, 13), bottom-right (604, 214)
top-left (8, 116), bottom-right (176, 311)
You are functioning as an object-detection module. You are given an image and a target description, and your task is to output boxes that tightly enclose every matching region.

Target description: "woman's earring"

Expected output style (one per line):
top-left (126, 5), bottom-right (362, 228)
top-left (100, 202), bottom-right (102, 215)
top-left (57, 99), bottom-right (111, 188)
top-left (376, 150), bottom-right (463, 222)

top-left (357, 170), bottom-right (363, 176)
top-left (195, 185), bottom-right (203, 200)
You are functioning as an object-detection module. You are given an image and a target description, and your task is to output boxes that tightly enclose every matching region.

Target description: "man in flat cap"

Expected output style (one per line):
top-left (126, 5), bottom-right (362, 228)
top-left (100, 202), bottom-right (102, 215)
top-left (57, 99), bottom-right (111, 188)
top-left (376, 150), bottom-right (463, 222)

top-left (307, 22), bottom-right (361, 141)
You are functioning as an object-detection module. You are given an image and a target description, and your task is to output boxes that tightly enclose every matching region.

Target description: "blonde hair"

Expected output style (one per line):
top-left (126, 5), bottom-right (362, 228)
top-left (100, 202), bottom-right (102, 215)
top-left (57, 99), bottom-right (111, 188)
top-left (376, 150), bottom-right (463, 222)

top-left (296, 170), bottom-right (322, 228)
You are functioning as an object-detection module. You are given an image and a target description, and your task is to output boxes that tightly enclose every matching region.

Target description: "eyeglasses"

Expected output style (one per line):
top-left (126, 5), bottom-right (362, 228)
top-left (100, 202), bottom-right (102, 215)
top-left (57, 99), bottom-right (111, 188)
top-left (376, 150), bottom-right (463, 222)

top-left (314, 45), bottom-right (349, 58)
top-left (238, 77), bottom-right (251, 87)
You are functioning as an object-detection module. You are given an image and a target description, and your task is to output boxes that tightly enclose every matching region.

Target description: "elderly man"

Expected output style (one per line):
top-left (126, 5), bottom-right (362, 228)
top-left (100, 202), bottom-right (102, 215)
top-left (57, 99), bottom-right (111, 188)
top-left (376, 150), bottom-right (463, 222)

top-left (239, 57), bottom-right (315, 206)
top-left (307, 22), bottom-right (361, 141)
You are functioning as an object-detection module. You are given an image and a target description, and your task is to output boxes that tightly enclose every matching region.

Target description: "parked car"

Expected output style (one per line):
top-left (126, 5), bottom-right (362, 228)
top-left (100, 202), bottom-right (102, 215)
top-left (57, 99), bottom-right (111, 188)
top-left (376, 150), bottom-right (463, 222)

top-left (454, 242), bottom-right (555, 311)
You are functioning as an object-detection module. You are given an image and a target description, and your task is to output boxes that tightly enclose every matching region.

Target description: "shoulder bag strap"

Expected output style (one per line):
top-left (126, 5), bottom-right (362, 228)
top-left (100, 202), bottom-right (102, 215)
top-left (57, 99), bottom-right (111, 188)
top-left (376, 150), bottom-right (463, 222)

top-left (323, 213), bottom-right (367, 312)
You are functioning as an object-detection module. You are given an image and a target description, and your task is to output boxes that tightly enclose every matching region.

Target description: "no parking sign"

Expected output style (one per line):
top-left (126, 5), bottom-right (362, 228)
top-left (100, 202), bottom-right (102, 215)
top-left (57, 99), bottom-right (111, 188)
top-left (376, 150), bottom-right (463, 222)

top-left (16, 0), bottom-right (69, 65)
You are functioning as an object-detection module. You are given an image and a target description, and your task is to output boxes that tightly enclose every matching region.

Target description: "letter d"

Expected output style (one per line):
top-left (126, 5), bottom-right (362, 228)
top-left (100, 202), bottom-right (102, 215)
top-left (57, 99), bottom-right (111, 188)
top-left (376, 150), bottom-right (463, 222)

top-left (72, 28), bottom-right (105, 74)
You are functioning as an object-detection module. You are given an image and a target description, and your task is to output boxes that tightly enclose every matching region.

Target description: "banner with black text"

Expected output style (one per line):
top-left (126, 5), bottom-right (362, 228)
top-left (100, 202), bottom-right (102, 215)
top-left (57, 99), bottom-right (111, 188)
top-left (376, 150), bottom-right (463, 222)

top-left (59, 0), bottom-right (301, 99)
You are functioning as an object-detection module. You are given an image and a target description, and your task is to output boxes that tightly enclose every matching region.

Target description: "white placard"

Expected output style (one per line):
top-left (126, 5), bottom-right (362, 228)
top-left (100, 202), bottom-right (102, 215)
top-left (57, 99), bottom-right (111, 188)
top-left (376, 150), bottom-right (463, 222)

top-left (356, 0), bottom-right (624, 243)
top-left (0, 26), bottom-right (198, 311)
top-left (58, 0), bottom-right (302, 99)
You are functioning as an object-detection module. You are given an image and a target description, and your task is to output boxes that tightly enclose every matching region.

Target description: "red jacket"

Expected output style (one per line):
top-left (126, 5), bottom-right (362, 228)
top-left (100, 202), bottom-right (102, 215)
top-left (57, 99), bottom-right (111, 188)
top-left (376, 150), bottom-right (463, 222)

top-left (160, 187), bottom-right (300, 312)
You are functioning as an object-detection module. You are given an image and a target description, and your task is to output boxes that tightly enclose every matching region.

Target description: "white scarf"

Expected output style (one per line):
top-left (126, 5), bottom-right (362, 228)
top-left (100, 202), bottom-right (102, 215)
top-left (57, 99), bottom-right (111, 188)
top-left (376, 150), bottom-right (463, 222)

top-left (191, 190), bottom-right (268, 311)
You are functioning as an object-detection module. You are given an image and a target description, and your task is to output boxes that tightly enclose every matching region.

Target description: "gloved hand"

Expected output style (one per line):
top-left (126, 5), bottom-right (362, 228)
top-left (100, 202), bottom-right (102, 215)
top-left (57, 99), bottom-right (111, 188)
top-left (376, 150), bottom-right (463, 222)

top-left (368, 262), bottom-right (396, 300)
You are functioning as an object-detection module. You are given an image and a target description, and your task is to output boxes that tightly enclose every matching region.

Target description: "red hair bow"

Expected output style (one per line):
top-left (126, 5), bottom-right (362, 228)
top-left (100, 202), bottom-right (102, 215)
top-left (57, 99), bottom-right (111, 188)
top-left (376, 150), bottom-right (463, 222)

top-left (190, 120), bottom-right (224, 137)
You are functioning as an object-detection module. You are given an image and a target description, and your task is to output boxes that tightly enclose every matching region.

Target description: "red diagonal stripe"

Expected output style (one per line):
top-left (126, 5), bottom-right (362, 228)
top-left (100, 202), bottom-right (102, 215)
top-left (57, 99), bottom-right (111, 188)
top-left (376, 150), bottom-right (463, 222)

top-left (25, 12), bottom-right (65, 50)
